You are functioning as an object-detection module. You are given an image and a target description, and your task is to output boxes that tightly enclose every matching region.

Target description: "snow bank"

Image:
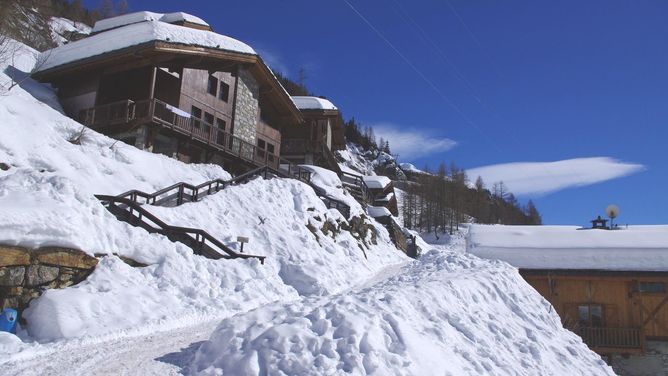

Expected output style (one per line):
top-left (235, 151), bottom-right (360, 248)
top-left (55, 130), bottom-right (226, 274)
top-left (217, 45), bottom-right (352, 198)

top-left (298, 165), bottom-right (364, 217)
top-left (291, 96), bottom-right (337, 110)
top-left (468, 225), bottom-right (668, 271)
top-left (49, 17), bottom-right (91, 45)
top-left (1, 39), bottom-right (404, 343)
top-left (35, 18), bottom-right (255, 73)
top-left (189, 240), bottom-right (613, 375)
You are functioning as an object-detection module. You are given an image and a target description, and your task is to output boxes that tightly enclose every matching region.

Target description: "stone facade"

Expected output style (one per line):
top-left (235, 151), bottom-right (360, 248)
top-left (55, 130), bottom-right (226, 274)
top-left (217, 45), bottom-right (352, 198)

top-left (0, 245), bottom-right (98, 321)
top-left (232, 68), bottom-right (259, 159)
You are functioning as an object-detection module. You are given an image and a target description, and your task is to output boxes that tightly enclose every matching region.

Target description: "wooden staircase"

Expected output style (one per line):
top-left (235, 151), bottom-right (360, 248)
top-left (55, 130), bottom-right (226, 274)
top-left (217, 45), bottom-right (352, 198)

top-left (96, 164), bottom-right (355, 262)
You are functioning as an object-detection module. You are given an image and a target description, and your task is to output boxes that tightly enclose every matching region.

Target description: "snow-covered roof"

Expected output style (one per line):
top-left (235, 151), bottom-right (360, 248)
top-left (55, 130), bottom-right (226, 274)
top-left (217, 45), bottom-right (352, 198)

top-left (34, 19), bottom-right (255, 74)
top-left (468, 225), bottom-right (668, 271)
top-left (367, 206), bottom-right (392, 218)
top-left (363, 175), bottom-right (392, 189)
top-left (91, 11), bottom-right (209, 34)
top-left (291, 96), bottom-right (338, 111)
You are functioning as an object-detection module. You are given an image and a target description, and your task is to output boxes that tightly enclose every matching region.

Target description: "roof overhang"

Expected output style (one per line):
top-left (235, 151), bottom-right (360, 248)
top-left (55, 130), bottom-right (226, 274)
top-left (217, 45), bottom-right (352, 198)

top-left (32, 41), bottom-right (303, 125)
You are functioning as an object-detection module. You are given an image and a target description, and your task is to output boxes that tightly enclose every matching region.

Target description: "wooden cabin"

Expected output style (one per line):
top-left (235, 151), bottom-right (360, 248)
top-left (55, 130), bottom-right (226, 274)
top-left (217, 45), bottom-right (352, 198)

top-left (467, 225), bottom-right (668, 356)
top-left (281, 96), bottom-right (345, 173)
top-left (32, 11), bottom-right (303, 174)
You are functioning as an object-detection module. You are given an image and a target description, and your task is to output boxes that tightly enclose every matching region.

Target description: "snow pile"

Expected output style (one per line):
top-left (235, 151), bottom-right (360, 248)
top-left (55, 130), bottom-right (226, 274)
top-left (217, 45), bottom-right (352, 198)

top-left (337, 143), bottom-right (406, 180)
top-left (291, 96), bottom-right (338, 111)
top-left (363, 175), bottom-right (391, 189)
top-left (399, 162), bottom-right (428, 175)
top-left (189, 235), bottom-right (613, 376)
top-left (298, 165), bottom-right (364, 217)
top-left (468, 225), bottom-right (668, 271)
top-left (49, 17), bottom-right (91, 45)
top-left (91, 11), bottom-right (209, 34)
top-left (35, 18), bottom-right (255, 73)
top-left (0, 39), bottom-right (403, 343)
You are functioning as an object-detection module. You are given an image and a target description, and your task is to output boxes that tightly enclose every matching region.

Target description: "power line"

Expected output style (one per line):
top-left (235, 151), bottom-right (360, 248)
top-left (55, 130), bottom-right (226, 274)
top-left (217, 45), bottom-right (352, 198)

top-left (341, 0), bottom-right (498, 151)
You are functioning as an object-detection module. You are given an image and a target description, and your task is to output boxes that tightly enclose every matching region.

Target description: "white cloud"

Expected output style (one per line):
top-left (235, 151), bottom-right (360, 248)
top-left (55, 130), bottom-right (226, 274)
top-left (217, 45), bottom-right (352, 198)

top-left (467, 157), bottom-right (645, 196)
top-left (372, 123), bottom-right (457, 159)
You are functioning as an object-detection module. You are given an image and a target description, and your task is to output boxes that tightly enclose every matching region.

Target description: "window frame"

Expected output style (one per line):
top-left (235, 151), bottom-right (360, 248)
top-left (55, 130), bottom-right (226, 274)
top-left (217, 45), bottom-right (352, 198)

top-left (219, 81), bottom-right (230, 102)
top-left (578, 304), bottom-right (604, 327)
top-left (207, 75), bottom-right (218, 96)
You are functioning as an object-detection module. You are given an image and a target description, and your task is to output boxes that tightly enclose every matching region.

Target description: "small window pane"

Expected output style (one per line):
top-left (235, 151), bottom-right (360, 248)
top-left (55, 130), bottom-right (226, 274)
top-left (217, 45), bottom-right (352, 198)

top-left (191, 106), bottom-right (202, 118)
top-left (257, 139), bottom-right (266, 149)
top-left (639, 282), bottom-right (666, 293)
top-left (207, 75), bottom-right (218, 96)
top-left (590, 305), bottom-right (603, 327)
top-left (267, 143), bottom-right (275, 154)
top-left (219, 81), bottom-right (230, 102)
top-left (578, 305), bottom-right (589, 326)
top-left (204, 112), bottom-right (214, 125)
top-left (216, 118), bottom-right (226, 130)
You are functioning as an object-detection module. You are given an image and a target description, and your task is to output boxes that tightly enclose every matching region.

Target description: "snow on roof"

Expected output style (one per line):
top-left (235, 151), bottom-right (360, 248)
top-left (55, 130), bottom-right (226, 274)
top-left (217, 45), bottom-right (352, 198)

top-left (363, 175), bottom-right (391, 189)
top-left (91, 11), bottom-right (209, 34)
top-left (468, 224), bottom-right (668, 271)
top-left (34, 20), bottom-right (255, 74)
top-left (291, 96), bottom-right (338, 111)
top-left (367, 206), bottom-right (392, 218)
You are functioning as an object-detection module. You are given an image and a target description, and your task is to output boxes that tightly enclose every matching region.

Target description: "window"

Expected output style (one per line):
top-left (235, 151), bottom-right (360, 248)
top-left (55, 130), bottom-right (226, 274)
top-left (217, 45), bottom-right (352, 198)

top-left (267, 143), bottom-right (275, 154)
top-left (191, 106), bottom-right (202, 119)
top-left (204, 112), bottom-right (214, 126)
top-left (578, 304), bottom-right (603, 327)
top-left (219, 81), bottom-right (230, 102)
top-left (257, 139), bottom-right (266, 149)
top-left (216, 118), bottom-right (226, 131)
top-left (639, 282), bottom-right (666, 293)
top-left (191, 106), bottom-right (202, 129)
top-left (207, 75), bottom-right (218, 96)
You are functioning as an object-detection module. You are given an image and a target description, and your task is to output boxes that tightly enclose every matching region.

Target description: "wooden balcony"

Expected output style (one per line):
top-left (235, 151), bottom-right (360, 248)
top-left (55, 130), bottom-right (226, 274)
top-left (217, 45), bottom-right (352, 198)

top-left (570, 326), bottom-right (644, 354)
top-left (79, 99), bottom-right (289, 171)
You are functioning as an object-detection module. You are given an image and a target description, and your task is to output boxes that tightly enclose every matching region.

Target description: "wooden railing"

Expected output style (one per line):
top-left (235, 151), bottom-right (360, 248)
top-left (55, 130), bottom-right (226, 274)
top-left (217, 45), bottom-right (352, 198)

top-left (572, 326), bottom-right (643, 350)
top-left (80, 98), bottom-right (282, 170)
top-left (95, 194), bottom-right (266, 264)
top-left (341, 171), bottom-right (371, 203)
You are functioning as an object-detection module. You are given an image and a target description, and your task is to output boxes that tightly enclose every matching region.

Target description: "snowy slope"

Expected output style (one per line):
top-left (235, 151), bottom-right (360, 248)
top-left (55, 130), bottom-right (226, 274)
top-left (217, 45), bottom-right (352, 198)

top-left (189, 234), bottom-right (613, 376)
top-left (0, 39), bottom-right (403, 343)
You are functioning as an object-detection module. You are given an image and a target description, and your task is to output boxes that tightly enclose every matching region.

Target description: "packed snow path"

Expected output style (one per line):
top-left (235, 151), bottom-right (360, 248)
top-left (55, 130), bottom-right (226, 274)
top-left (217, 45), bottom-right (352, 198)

top-left (0, 262), bottom-right (410, 376)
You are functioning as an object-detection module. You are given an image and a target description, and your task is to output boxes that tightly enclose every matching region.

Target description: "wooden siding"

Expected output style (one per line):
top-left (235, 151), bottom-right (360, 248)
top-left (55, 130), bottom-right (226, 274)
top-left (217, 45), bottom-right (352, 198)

top-left (520, 270), bottom-right (668, 352)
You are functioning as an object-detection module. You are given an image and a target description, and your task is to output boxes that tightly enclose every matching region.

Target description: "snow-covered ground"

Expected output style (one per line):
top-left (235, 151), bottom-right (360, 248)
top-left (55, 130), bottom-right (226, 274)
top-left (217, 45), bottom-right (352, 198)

top-left (468, 224), bottom-right (668, 271)
top-left (0, 37), bottom-right (614, 375)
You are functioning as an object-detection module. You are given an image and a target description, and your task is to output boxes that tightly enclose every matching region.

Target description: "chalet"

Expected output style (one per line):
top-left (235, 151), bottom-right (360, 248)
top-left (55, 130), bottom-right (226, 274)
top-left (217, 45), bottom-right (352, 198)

top-left (31, 11), bottom-right (304, 174)
top-left (281, 96), bottom-right (346, 172)
top-left (468, 225), bottom-right (668, 368)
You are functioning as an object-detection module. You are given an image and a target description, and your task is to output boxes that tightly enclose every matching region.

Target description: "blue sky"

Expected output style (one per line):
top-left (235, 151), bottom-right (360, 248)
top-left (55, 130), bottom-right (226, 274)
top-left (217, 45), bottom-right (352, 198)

top-left (84, 0), bottom-right (668, 225)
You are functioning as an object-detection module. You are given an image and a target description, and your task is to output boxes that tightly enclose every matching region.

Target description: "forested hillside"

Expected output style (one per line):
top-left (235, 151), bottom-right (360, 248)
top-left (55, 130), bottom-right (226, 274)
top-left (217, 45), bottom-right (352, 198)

top-left (276, 74), bottom-right (542, 230)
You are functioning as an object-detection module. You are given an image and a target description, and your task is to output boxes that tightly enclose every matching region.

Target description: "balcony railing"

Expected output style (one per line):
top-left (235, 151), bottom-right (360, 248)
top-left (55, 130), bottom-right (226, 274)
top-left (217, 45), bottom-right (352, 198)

top-left (571, 326), bottom-right (643, 351)
top-left (79, 98), bottom-right (291, 172)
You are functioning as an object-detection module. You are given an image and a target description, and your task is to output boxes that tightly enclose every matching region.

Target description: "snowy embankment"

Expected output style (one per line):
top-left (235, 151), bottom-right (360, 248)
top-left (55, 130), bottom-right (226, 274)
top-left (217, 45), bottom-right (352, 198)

top-left (189, 234), bottom-right (613, 376)
top-left (468, 224), bottom-right (668, 271)
top-left (0, 39), bottom-right (403, 345)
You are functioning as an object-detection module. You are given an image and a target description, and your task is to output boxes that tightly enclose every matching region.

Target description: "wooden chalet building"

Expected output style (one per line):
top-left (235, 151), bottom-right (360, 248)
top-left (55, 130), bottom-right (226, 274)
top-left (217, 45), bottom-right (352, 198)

top-left (468, 225), bottom-right (668, 368)
top-left (32, 11), bottom-right (304, 174)
top-left (281, 96), bottom-right (346, 173)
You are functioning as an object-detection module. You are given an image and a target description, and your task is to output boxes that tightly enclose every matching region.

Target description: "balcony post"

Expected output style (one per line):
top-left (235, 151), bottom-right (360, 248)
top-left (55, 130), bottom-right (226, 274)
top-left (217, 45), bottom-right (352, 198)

top-left (149, 66), bottom-right (157, 100)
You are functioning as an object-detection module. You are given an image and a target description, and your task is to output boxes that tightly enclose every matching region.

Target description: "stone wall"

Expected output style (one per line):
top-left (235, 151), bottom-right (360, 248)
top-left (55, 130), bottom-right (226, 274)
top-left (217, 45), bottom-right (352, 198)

top-left (232, 68), bottom-right (259, 158)
top-left (0, 245), bottom-right (98, 320)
